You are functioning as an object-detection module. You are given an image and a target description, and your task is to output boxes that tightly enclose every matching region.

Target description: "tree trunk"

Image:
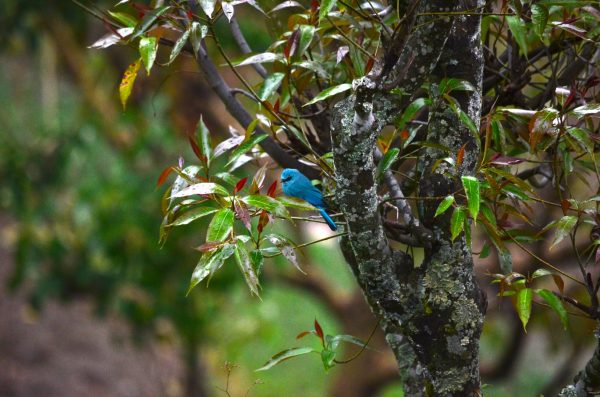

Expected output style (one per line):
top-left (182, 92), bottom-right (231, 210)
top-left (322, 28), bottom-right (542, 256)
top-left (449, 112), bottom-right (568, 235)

top-left (331, 1), bottom-right (486, 395)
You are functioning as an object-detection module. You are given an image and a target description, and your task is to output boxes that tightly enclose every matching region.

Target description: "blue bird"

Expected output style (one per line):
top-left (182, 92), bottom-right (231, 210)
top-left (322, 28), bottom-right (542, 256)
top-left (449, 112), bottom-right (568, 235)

top-left (281, 169), bottom-right (337, 231)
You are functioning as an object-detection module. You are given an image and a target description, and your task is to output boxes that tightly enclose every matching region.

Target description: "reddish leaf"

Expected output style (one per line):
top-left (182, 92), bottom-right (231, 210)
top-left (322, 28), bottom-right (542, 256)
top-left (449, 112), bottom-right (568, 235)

top-left (456, 143), bottom-right (467, 168)
top-left (490, 155), bottom-right (526, 166)
top-left (400, 130), bottom-right (409, 140)
top-left (188, 135), bottom-right (205, 163)
top-left (284, 29), bottom-right (300, 59)
top-left (186, 9), bottom-right (193, 19)
top-left (564, 87), bottom-right (576, 109)
top-left (267, 180), bottom-right (278, 197)
top-left (257, 210), bottom-right (269, 233)
top-left (235, 177), bottom-right (249, 194)
top-left (296, 330), bottom-right (312, 340)
top-left (553, 274), bottom-right (565, 295)
top-left (157, 166), bottom-right (174, 187)
top-left (234, 199), bottom-right (252, 231)
top-left (365, 57), bottom-right (374, 74)
top-left (194, 241), bottom-right (223, 252)
top-left (274, 98), bottom-right (281, 113)
top-left (560, 199), bottom-right (571, 216)
top-left (314, 319), bottom-right (324, 341)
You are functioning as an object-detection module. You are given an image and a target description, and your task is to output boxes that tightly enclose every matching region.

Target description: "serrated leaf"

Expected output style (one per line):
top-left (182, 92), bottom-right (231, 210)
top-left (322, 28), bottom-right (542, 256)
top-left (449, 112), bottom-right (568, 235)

top-left (435, 195), bottom-right (455, 217)
top-left (549, 215), bottom-right (577, 250)
top-left (234, 240), bottom-right (260, 296)
top-left (119, 58), bottom-right (142, 110)
top-left (376, 148), bottom-right (400, 180)
top-left (319, 0), bottom-right (337, 22)
top-left (130, 5), bottom-right (171, 40)
top-left (461, 176), bottom-right (480, 223)
top-left (256, 347), bottom-right (315, 371)
top-left (516, 287), bottom-right (533, 331)
top-left (207, 208), bottom-right (234, 242)
top-left (199, 0), bottom-right (216, 17)
top-left (536, 289), bottom-right (568, 329)
top-left (243, 195), bottom-right (290, 219)
top-left (139, 36), bottom-right (157, 75)
top-left (168, 27), bottom-right (192, 64)
top-left (304, 83), bottom-right (352, 106)
top-left (506, 16), bottom-right (529, 57)
top-left (169, 207), bottom-right (218, 226)
top-left (258, 73), bottom-right (285, 101)
top-left (170, 182), bottom-right (229, 198)
top-left (226, 134), bottom-right (267, 166)
top-left (450, 207), bottom-right (466, 241)
top-left (531, 5), bottom-right (548, 38)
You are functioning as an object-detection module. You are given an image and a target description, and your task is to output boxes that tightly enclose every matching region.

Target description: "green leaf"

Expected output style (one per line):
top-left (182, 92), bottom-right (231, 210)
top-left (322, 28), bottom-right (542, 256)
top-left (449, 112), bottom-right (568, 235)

top-left (567, 128), bottom-right (594, 153)
top-left (321, 348), bottom-right (336, 370)
top-left (196, 115), bottom-right (213, 165)
top-left (119, 58), bottom-right (142, 110)
top-left (226, 134), bottom-right (268, 167)
top-left (170, 182), bottom-right (229, 198)
top-left (549, 215), bottom-right (577, 250)
top-left (435, 195), bottom-right (455, 217)
top-left (572, 104), bottom-right (600, 116)
top-left (445, 96), bottom-right (479, 138)
top-left (461, 176), bottom-right (480, 223)
top-left (395, 98), bottom-right (428, 130)
top-left (376, 148), bottom-right (400, 181)
top-left (190, 22), bottom-right (208, 55)
top-left (516, 288), bottom-right (533, 331)
top-left (250, 250), bottom-right (264, 276)
top-left (265, 233), bottom-right (303, 273)
top-left (538, 0), bottom-right (593, 6)
top-left (319, 0), bottom-right (337, 22)
top-left (169, 207), bottom-right (218, 226)
top-left (531, 269), bottom-right (554, 279)
top-left (234, 240), bottom-right (260, 296)
top-left (199, 0), bottom-right (216, 17)
top-left (243, 195), bottom-right (290, 219)
top-left (328, 334), bottom-right (369, 350)
top-left (258, 73), bottom-right (285, 101)
top-left (531, 5), bottom-right (549, 39)
top-left (207, 208), bottom-right (234, 242)
top-left (139, 36), bottom-right (157, 75)
top-left (450, 207), bottom-right (466, 241)
top-left (187, 244), bottom-right (235, 294)
top-left (536, 289), bottom-right (568, 330)
top-left (439, 78), bottom-right (476, 94)
top-left (130, 5), bottom-right (171, 40)
top-left (296, 25), bottom-right (315, 58)
top-left (304, 83), bottom-right (352, 106)
top-left (256, 347), bottom-right (315, 371)
top-left (108, 11), bottom-right (137, 27)
top-left (168, 27), bottom-right (192, 64)
top-left (277, 196), bottom-right (317, 211)
top-left (506, 16), bottom-right (529, 57)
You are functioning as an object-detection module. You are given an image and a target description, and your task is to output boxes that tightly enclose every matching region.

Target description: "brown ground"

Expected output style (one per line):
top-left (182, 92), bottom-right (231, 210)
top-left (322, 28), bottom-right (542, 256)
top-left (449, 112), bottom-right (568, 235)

top-left (0, 216), bottom-right (185, 397)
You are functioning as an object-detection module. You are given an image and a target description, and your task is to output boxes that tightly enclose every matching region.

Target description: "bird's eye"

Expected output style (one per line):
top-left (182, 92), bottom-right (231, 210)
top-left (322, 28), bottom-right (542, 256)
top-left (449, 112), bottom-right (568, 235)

top-left (281, 176), bottom-right (292, 183)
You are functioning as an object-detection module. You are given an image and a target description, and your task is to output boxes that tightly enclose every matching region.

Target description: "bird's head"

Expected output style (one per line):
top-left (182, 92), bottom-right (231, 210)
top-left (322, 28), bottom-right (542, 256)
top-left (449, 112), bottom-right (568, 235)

top-left (281, 168), bottom-right (301, 186)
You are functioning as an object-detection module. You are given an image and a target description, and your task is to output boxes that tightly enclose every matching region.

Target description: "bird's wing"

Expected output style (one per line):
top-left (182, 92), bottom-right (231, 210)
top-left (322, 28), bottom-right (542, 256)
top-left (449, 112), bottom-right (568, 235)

top-left (300, 185), bottom-right (325, 208)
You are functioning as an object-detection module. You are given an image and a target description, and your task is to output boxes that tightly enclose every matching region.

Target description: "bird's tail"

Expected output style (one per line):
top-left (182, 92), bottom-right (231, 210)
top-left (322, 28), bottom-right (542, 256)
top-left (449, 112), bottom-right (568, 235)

top-left (319, 208), bottom-right (338, 231)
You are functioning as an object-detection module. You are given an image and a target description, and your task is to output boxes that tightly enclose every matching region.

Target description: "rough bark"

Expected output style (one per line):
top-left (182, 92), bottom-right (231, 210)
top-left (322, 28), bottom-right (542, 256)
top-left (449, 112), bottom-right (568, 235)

top-left (560, 331), bottom-right (600, 397)
top-left (330, 1), bottom-right (486, 395)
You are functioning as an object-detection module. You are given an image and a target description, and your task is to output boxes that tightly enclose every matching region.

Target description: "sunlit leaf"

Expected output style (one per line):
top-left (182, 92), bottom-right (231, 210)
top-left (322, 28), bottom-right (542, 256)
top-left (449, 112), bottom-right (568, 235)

top-left (572, 103), bottom-right (600, 116)
top-left (516, 287), bottom-right (533, 331)
top-left (256, 347), bottom-right (315, 371)
top-left (170, 182), bottom-right (229, 198)
top-left (461, 176), bottom-right (480, 223)
top-left (119, 57), bottom-right (142, 110)
top-left (304, 83), bottom-right (352, 106)
top-left (139, 36), bottom-right (157, 75)
top-left (435, 195), bottom-right (455, 217)
top-left (234, 52), bottom-right (284, 66)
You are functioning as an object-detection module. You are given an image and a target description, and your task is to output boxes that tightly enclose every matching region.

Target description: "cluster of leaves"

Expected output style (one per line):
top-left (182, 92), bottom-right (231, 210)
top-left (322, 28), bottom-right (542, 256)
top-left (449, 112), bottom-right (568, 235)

top-left (157, 117), bottom-right (325, 296)
top-left (257, 319), bottom-right (369, 372)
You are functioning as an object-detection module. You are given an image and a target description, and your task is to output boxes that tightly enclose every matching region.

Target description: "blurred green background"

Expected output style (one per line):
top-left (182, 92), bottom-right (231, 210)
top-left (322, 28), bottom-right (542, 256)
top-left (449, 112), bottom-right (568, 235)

top-left (0, 2), bottom-right (592, 397)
